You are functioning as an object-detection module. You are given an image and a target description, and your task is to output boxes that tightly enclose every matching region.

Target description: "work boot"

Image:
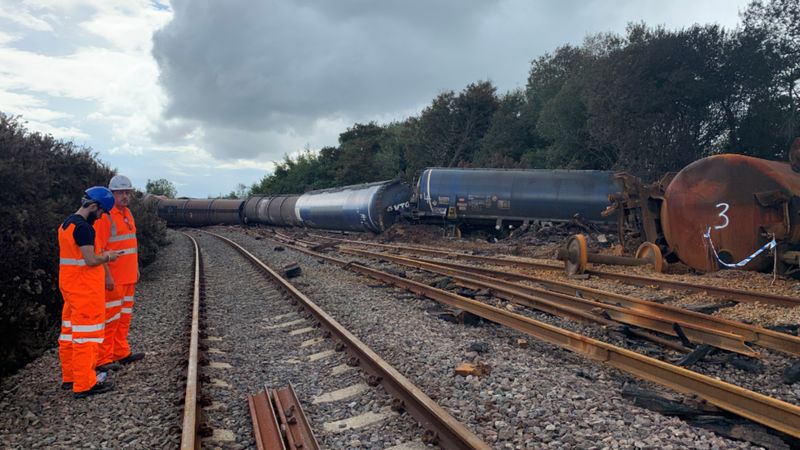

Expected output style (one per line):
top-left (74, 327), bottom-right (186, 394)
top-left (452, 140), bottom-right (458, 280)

top-left (73, 381), bottom-right (114, 399)
top-left (118, 352), bottom-right (145, 364)
top-left (96, 362), bottom-right (122, 372)
top-left (61, 382), bottom-right (73, 390)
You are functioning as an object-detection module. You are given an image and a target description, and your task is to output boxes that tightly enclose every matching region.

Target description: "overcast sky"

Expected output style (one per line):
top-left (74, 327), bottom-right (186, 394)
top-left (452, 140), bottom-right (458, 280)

top-left (1, 0), bottom-right (751, 197)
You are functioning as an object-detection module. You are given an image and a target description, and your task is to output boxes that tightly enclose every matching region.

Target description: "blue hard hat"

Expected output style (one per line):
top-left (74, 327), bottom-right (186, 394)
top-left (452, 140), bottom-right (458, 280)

top-left (84, 186), bottom-right (115, 212)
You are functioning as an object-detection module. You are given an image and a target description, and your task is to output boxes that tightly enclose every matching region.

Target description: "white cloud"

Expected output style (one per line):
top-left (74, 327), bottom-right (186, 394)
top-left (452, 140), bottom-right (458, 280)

top-left (0, 30), bottom-right (19, 45)
top-left (0, 1), bottom-right (53, 31)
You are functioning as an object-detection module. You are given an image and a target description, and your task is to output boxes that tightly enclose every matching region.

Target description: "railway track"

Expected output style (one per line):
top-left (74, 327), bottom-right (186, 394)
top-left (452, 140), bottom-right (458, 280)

top-left (288, 231), bottom-right (800, 358)
top-left (304, 233), bottom-right (800, 308)
top-left (267, 231), bottom-right (800, 441)
top-left (178, 230), bottom-right (489, 449)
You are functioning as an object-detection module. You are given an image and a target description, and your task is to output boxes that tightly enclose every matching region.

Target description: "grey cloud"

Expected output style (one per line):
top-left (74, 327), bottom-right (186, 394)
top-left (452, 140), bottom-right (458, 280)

top-left (152, 1), bottom-right (498, 130)
top-left (152, 0), bottom-right (748, 160)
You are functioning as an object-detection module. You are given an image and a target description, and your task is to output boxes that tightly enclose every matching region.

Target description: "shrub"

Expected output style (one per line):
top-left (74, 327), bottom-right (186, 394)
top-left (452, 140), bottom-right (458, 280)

top-left (0, 114), bottom-right (167, 377)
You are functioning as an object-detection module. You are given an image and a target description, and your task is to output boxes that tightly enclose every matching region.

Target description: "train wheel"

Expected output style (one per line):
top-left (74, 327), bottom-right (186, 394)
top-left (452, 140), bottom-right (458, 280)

top-left (635, 242), bottom-right (666, 273)
top-left (565, 234), bottom-right (589, 276)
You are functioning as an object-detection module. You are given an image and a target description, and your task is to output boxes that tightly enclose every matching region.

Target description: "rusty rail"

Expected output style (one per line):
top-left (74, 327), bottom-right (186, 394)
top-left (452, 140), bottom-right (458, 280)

top-left (248, 387), bottom-right (285, 450)
top-left (338, 246), bottom-right (758, 357)
top-left (271, 233), bottom-right (800, 439)
top-left (300, 232), bottom-right (800, 356)
top-left (203, 231), bottom-right (490, 450)
top-left (248, 384), bottom-right (319, 450)
top-left (301, 232), bottom-right (800, 357)
top-left (180, 232), bottom-right (202, 449)
top-left (302, 233), bottom-right (800, 308)
top-left (415, 255), bottom-right (800, 358)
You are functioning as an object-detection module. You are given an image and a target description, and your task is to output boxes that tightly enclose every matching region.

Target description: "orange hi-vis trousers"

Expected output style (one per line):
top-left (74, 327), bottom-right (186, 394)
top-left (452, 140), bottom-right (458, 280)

top-left (115, 284), bottom-right (136, 360)
top-left (58, 291), bottom-right (105, 393)
top-left (98, 283), bottom-right (136, 362)
top-left (97, 284), bottom-right (123, 366)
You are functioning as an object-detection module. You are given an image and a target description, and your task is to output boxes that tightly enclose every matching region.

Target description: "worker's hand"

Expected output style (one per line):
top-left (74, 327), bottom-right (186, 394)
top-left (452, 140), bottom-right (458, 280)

top-left (105, 251), bottom-right (119, 262)
top-left (105, 275), bottom-right (115, 291)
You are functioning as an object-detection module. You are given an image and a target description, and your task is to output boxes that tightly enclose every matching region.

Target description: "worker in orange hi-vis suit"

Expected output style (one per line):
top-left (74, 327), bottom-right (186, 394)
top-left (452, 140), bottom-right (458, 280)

top-left (94, 175), bottom-right (144, 372)
top-left (58, 186), bottom-right (119, 398)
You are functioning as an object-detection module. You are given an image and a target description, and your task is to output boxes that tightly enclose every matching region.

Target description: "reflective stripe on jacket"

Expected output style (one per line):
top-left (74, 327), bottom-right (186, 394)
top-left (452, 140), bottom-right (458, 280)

top-left (95, 207), bottom-right (138, 284)
top-left (58, 222), bottom-right (104, 297)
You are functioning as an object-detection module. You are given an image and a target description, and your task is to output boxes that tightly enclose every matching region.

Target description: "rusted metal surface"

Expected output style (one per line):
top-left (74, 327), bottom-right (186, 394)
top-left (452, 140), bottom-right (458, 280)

top-left (159, 198), bottom-right (244, 227)
top-left (663, 154), bottom-right (800, 273)
top-left (271, 235), bottom-right (800, 439)
top-left (247, 387), bottom-right (285, 450)
top-left (605, 172), bottom-right (673, 252)
top-left (179, 232), bottom-right (202, 449)
top-left (423, 256), bottom-right (800, 357)
top-left (247, 384), bottom-right (318, 450)
top-left (339, 247), bottom-right (759, 357)
top-left (304, 233), bottom-right (800, 307)
top-left (203, 231), bottom-right (490, 450)
top-left (558, 234), bottom-right (665, 274)
top-left (273, 384), bottom-right (320, 450)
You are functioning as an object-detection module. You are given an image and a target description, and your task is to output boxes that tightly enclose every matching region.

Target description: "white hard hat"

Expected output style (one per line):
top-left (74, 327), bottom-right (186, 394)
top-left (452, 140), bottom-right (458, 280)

top-left (109, 175), bottom-right (133, 191)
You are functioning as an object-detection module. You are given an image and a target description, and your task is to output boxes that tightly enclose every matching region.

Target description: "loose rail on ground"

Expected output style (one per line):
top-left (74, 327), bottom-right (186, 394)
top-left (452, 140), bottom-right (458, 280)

top-left (305, 233), bottom-right (800, 307)
top-left (270, 232), bottom-right (800, 439)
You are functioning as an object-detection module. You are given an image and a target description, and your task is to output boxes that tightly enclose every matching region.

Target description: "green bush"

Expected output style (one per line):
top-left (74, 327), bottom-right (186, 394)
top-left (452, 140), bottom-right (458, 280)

top-left (0, 114), bottom-right (168, 377)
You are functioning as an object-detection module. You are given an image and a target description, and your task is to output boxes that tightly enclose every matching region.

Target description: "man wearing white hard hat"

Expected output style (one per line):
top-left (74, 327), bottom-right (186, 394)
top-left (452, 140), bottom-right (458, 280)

top-left (94, 175), bottom-right (144, 371)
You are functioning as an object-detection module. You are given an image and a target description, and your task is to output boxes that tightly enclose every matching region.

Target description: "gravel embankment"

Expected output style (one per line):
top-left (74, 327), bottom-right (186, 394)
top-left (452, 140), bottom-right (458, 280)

top-left (0, 229), bottom-right (193, 449)
top-left (218, 227), bottom-right (764, 449)
top-left (369, 256), bottom-right (800, 407)
top-left (191, 231), bottom-right (425, 449)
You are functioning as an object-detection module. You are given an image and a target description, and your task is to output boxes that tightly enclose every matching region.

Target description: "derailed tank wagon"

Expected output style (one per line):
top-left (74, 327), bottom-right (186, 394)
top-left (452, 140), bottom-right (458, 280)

top-left (156, 198), bottom-right (245, 227)
top-left (295, 180), bottom-right (412, 233)
top-left (157, 179), bottom-right (413, 233)
top-left (611, 141), bottom-right (800, 276)
top-left (416, 168), bottom-right (623, 229)
top-left (150, 144), bottom-right (800, 276)
top-left (662, 154), bottom-right (800, 274)
top-left (243, 195), bottom-right (301, 227)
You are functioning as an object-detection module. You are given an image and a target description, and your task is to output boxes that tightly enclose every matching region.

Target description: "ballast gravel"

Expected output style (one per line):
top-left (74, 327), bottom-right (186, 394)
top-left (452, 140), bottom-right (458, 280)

top-left (191, 231), bottom-right (425, 449)
top-left (0, 229), bottom-right (193, 449)
top-left (216, 227), bottom-right (763, 450)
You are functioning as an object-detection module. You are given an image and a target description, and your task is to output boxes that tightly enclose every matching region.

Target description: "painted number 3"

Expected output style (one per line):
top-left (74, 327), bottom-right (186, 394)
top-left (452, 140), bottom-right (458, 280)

top-left (714, 203), bottom-right (730, 230)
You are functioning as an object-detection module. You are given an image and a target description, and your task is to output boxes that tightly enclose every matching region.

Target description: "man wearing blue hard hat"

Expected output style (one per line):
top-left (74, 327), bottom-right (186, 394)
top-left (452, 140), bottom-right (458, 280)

top-left (57, 186), bottom-right (121, 398)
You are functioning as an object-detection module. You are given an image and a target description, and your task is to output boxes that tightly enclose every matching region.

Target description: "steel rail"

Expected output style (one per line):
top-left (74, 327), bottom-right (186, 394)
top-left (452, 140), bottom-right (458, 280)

top-left (271, 234), bottom-right (800, 439)
top-left (273, 384), bottom-right (320, 450)
top-left (303, 233), bottom-right (800, 308)
top-left (406, 255), bottom-right (800, 358)
top-left (180, 232), bottom-right (202, 450)
top-left (338, 246), bottom-right (758, 357)
top-left (291, 232), bottom-right (800, 356)
top-left (247, 387), bottom-right (286, 450)
top-left (203, 231), bottom-right (490, 450)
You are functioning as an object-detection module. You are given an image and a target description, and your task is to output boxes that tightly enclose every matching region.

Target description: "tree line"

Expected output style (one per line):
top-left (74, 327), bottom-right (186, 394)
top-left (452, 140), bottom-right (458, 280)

top-left (252, 0), bottom-right (799, 195)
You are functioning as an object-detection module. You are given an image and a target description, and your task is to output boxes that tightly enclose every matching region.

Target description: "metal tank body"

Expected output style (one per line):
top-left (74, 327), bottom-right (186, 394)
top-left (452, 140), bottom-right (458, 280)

top-left (294, 180), bottom-right (412, 233)
top-left (662, 154), bottom-right (800, 272)
top-left (243, 195), bottom-right (301, 226)
top-left (417, 168), bottom-right (622, 224)
top-left (157, 198), bottom-right (244, 226)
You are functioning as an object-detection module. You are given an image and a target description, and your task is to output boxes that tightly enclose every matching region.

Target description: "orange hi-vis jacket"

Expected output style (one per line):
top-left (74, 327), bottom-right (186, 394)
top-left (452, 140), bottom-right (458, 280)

top-left (96, 206), bottom-right (138, 283)
top-left (58, 220), bottom-right (106, 392)
top-left (58, 223), bottom-right (104, 298)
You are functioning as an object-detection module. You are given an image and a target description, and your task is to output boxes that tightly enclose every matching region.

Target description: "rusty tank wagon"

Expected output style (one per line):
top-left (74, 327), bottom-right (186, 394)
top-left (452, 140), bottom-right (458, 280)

top-left (610, 140), bottom-right (800, 276)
